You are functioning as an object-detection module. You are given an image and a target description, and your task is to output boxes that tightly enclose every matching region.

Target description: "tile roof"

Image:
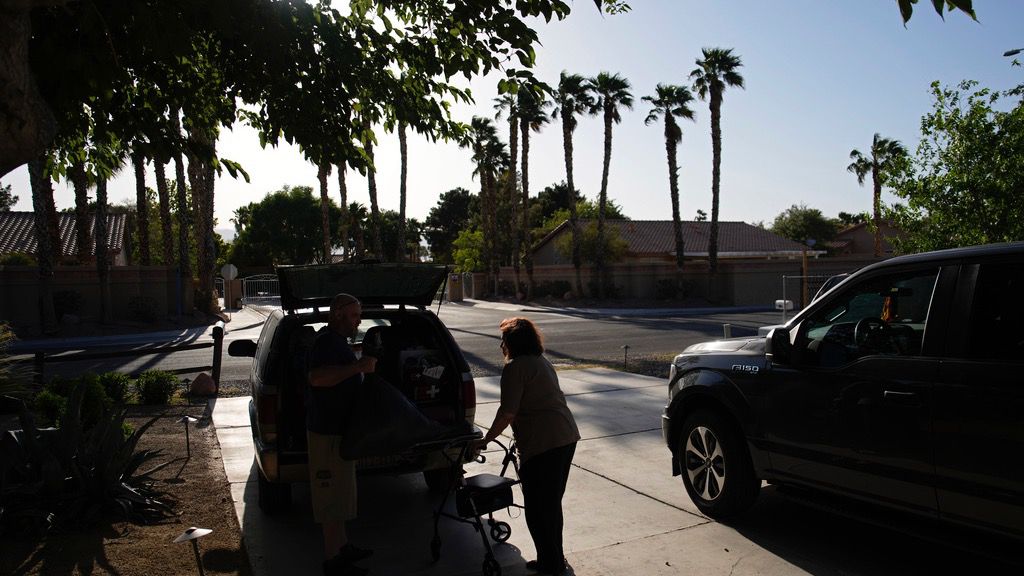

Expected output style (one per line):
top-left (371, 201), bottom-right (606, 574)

top-left (534, 219), bottom-right (813, 257)
top-left (0, 211), bottom-right (128, 257)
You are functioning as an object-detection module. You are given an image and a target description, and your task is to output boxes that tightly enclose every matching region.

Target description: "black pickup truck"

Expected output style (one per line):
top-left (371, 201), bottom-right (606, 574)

top-left (661, 242), bottom-right (1024, 540)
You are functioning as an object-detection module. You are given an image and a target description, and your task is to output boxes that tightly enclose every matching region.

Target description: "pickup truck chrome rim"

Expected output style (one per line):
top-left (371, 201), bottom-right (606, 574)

top-left (685, 426), bottom-right (725, 501)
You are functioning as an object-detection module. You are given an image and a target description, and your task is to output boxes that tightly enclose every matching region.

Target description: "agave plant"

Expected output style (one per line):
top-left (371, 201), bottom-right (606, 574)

top-left (0, 379), bottom-right (172, 534)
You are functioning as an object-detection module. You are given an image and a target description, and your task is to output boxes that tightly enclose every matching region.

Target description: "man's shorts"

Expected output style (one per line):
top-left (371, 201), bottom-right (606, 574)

top-left (307, 430), bottom-right (357, 523)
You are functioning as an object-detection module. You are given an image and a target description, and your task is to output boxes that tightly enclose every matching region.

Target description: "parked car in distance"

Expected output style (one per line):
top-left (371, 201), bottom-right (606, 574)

top-left (662, 242), bottom-right (1024, 540)
top-left (229, 262), bottom-right (479, 513)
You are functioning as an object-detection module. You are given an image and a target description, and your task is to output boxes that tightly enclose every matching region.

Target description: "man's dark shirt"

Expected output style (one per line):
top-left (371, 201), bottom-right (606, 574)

top-left (306, 328), bottom-right (363, 434)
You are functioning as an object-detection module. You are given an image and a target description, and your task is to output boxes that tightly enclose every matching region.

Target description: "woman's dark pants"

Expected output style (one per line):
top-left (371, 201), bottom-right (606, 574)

top-left (518, 442), bottom-right (577, 572)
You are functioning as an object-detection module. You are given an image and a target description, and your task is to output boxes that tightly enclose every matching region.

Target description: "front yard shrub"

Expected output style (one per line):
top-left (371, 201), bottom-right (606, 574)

top-left (38, 375), bottom-right (113, 429)
top-left (134, 370), bottom-right (179, 405)
top-left (535, 280), bottom-right (572, 299)
top-left (0, 253), bottom-right (36, 266)
top-left (0, 383), bottom-right (171, 534)
top-left (0, 322), bottom-right (30, 399)
top-left (99, 372), bottom-right (131, 404)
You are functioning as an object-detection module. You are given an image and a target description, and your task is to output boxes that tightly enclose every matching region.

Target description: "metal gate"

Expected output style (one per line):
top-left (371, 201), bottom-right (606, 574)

top-left (779, 274), bottom-right (831, 321)
top-left (241, 274), bottom-right (280, 309)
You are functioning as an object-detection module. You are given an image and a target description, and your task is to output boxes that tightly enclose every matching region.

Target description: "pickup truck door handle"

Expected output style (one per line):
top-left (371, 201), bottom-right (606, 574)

top-left (883, 390), bottom-right (920, 406)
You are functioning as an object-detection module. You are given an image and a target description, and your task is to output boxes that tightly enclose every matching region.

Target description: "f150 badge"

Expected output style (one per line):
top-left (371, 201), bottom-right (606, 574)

top-left (732, 364), bottom-right (759, 374)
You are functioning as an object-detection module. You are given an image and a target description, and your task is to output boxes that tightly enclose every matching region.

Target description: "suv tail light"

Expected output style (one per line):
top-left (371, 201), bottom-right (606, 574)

top-left (257, 393), bottom-right (278, 442)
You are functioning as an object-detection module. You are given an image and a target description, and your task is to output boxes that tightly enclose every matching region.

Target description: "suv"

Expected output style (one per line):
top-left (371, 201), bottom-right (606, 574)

top-left (662, 242), bottom-right (1024, 540)
top-left (229, 263), bottom-right (478, 513)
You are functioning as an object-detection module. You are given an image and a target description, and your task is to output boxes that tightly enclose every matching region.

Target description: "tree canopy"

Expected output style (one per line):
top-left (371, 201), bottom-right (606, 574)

top-left (769, 204), bottom-right (839, 246)
top-left (0, 183), bottom-right (15, 211)
top-left (229, 185), bottom-right (340, 266)
top-left (888, 80), bottom-right (1024, 253)
top-left (424, 187), bottom-right (478, 264)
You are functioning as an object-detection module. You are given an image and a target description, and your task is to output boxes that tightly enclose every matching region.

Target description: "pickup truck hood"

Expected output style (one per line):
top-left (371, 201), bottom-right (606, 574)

top-left (682, 337), bottom-right (765, 355)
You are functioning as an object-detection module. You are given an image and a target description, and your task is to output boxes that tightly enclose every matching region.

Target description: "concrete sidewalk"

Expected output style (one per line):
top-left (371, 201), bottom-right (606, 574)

top-left (211, 368), bottom-right (808, 576)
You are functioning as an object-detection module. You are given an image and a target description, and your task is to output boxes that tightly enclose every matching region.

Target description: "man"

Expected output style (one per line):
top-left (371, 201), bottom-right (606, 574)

top-left (307, 293), bottom-right (377, 576)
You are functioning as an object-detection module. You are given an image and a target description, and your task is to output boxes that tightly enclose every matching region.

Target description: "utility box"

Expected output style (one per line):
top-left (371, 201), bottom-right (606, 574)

top-left (448, 274), bottom-right (463, 302)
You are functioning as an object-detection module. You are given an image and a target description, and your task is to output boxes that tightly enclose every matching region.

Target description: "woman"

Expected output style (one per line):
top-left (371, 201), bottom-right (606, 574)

top-left (478, 317), bottom-right (580, 575)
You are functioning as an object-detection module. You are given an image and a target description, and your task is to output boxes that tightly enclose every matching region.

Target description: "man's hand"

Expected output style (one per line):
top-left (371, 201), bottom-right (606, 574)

top-left (358, 356), bottom-right (377, 373)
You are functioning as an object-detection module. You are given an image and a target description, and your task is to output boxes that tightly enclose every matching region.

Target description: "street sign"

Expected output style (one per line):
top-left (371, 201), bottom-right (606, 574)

top-left (221, 263), bottom-right (238, 281)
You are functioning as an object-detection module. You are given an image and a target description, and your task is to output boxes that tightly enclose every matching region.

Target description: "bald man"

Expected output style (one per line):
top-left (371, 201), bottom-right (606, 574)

top-left (307, 293), bottom-right (377, 576)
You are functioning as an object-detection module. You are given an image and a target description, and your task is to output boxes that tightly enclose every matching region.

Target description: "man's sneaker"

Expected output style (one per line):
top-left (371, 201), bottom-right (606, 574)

top-left (338, 543), bottom-right (374, 563)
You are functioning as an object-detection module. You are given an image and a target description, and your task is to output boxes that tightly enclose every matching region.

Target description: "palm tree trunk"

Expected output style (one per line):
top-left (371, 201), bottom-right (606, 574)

top-left (337, 166), bottom-right (349, 260)
top-left (95, 177), bottom-right (112, 324)
top-left (69, 160), bottom-right (92, 264)
top-left (28, 156), bottom-right (57, 334)
top-left (132, 148), bottom-right (151, 266)
top-left (187, 126), bottom-right (217, 312)
top-left (520, 118), bottom-right (534, 300)
top-left (596, 106), bottom-right (614, 299)
top-left (317, 162), bottom-right (332, 264)
top-left (666, 119), bottom-right (685, 290)
top-left (872, 167), bottom-right (882, 257)
top-left (709, 91), bottom-right (723, 274)
top-left (396, 121), bottom-right (408, 262)
top-left (172, 113), bottom-right (192, 289)
top-left (563, 113), bottom-right (584, 297)
top-left (507, 115), bottom-right (521, 297)
top-left (365, 142), bottom-right (384, 260)
top-left (155, 159), bottom-right (173, 265)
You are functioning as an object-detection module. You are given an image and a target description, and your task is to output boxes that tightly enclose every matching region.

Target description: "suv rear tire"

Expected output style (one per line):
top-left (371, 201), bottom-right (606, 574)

top-left (678, 409), bottom-right (759, 519)
top-left (257, 467), bottom-right (291, 514)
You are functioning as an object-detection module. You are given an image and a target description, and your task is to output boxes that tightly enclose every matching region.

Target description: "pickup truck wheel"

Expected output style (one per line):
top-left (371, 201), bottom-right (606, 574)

top-left (678, 409), bottom-right (759, 519)
top-left (257, 468), bottom-right (291, 514)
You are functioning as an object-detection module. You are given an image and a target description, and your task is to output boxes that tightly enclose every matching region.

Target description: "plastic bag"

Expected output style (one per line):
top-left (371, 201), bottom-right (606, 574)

top-left (340, 373), bottom-right (452, 459)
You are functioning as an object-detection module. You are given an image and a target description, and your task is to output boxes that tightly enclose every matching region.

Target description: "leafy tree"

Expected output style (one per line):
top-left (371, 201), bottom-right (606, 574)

top-left (889, 80), bottom-right (1024, 252)
top-left (424, 188), bottom-right (478, 264)
top-left (462, 117), bottom-right (507, 295)
top-left (896, 0), bottom-right (976, 23)
top-left (691, 47), bottom-right (745, 274)
top-left (848, 133), bottom-right (908, 257)
top-left (0, 181), bottom-right (17, 211)
top-left (517, 88), bottom-right (552, 299)
top-left (379, 210), bottom-right (423, 263)
top-left (769, 204), bottom-right (839, 246)
top-left (643, 83), bottom-right (697, 292)
top-left (229, 186), bottom-right (340, 267)
top-left (530, 182), bottom-right (579, 226)
top-left (695, 209), bottom-right (708, 222)
top-left (585, 71), bottom-right (633, 298)
top-left (554, 221), bottom-right (628, 268)
top-left (552, 72), bottom-right (593, 297)
top-left (452, 229), bottom-right (485, 273)
top-left (837, 211), bottom-right (871, 227)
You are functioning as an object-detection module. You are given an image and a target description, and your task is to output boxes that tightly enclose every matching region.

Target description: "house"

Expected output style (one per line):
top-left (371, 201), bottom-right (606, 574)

top-left (0, 211), bottom-right (131, 265)
top-left (532, 219), bottom-right (822, 265)
top-left (827, 220), bottom-right (903, 256)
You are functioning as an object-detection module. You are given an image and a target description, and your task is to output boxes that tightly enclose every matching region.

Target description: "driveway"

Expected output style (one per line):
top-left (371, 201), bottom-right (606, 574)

top-left (212, 368), bottom-right (1018, 576)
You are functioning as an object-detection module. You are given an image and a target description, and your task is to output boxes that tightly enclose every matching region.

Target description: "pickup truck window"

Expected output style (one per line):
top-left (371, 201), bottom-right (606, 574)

top-left (799, 268), bottom-right (939, 367)
top-left (968, 261), bottom-right (1024, 361)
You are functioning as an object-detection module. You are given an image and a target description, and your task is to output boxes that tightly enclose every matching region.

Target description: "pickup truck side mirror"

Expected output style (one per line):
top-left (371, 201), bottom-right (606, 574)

top-left (765, 327), bottom-right (792, 365)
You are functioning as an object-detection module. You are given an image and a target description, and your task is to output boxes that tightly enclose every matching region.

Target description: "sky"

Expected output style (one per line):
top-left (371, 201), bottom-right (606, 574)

top-left (4, 1), bottom-right (1023, 242)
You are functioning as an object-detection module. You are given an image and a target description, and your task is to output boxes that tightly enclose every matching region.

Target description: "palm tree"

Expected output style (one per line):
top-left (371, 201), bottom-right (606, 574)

top-left (347, 202), bottom-right (369, 260)
top-left (848, 133), bottom-right (907, 258)
top-left (364, 133), bottom-right (385, 261)
top-left (154, 154), bottom-right (173, 266)
top-left (28, 156), bottom-right (58, 334)
top-left (317, 161), bottom-right (333, 263)
top-left (690, 47), bottom-right (744, 274)
top-left (553, 71), bottom-right (593, 297)
top-left (585, 71), bottom-right (633, 298)
top-left (68, 160), bottom-right (93, 263)
top-left (171, 111), bottom-right (191, 292)
top-left (132, 145), bottom-right (151, 265)
top-left (337, 165), bottom-right (350, 260)
top-left (643, 83), bottom-right (696, 292)
top-left (395, 119), bottom-right (409, 262)
top-left (462, 117), bottom-right (502, 295)
top-left (517, 88), bottom-right (551, 300)
top-left (185, 122), bottom-right (218, 312)
top-left (493, 93), bottom-right (520, 294)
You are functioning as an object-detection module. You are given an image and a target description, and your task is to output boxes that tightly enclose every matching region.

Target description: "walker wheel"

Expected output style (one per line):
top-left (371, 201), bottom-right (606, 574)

top-left (490, 521), bottom-right (511, 543)
top-left (482, 554), bottom-right (501, 576)
top-left (430, 536), bottom-right (441, 561)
